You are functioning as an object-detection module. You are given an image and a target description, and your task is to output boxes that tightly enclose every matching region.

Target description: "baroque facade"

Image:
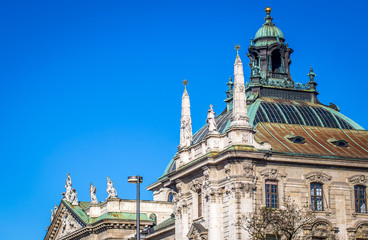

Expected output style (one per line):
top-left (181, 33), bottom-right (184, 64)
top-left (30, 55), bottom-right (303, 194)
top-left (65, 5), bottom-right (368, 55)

top-left (45, 7), bottom-right (368, 240)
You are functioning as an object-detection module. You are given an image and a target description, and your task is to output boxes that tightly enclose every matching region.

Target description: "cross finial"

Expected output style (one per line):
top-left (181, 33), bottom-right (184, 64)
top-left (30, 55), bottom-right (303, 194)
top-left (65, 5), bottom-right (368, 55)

top-left (183, 79), bottom-right (188, 89)
top-left (235, 45), bottom-right (240, 56)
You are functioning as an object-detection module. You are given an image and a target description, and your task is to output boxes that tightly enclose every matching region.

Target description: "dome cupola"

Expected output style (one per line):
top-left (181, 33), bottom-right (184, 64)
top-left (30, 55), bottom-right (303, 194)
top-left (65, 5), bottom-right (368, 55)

top-left (254, 7), bottom-right (285, 46)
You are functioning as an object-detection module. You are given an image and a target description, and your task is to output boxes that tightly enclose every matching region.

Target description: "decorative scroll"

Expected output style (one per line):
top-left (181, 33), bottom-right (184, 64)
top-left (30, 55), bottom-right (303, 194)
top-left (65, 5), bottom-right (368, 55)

top-left (349, 175), bottom-right (368, 184)
top-left (260, 169), bottom-right (286, 180)
top-left (305, 172), bottom-right (332, 182)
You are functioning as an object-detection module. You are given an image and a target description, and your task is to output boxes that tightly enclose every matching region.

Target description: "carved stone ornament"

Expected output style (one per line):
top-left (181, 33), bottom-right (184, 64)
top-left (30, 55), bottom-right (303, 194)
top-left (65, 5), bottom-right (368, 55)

top-left (206, 104), bottom-right (218, 133)
top-left (106, 176), bottom-right (118, 200)
top-left (305, 172), bottom-right (332, 182)
top-left (355, 223), bottom-right (368, 239)
top-left (224, 163), bottom-right (232, 179)
top-left (50, 205), bottom-right (58, 222)
top-left (260, 169), bottom-right (286, 180)
top-left (63, 173), bottom-right (74, 203)
top-left (174, 199), bottom-right (187, 218)
top-left (349, 175), bottom-right (368, 184)
top-left (203, 167), bottom-right (210, 181)
top-left (243, 162), bottom-right (254, 178)
top-left (56, 210), bottom-right (82, 238)
top-left (176, 180), bottom-right (183, 194)
top-left (90, 183), bottom-right (98, 204)
top-left (190, 179), bottom-right (202, 193)
top-left (224, 182), bottom-right (256, 197)
top-left (187, 222), bottom-right (208, 240)
top-left (242, 133), bottom-right (249, 143)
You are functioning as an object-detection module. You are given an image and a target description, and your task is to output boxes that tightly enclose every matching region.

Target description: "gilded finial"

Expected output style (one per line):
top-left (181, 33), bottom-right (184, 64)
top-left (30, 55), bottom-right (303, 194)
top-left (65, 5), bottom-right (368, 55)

top-left (235, 45), bottom-right (240, 56)
top-left (183, 79), bottom-right (188, 89)
top-left (265, 7), bottom-right (271, 15)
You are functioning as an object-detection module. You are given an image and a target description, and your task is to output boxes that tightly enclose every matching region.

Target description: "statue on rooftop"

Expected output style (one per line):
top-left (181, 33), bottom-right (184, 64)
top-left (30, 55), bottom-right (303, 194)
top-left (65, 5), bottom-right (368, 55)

top-left (90, 183), bottom-right (98, 204)
top-left (106, 176), bottom-right (118, 200)
top-left (207, 104), bottom-right (218, 133)
top-left (63, 173), bottom-right (73, 203)
top-left (50, 205), bottom-right (58, 222)
top-left (71, 188), bottom-right (78, 206)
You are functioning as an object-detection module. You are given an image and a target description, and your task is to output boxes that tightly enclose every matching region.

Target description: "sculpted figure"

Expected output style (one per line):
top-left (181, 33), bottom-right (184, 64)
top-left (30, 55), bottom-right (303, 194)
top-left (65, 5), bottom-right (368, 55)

top-left (181, 119), bottom-right (192, 146)
top-left (50, 205), bottom-right (58, 222)
top-left (106, 176), bottom-right (118, 200)
top-left (90, 183), bottom-right (98, 204)
top-left (206, 105), bottom-right (218, 133)
top-left (63, 173), bottom-right (73, 202)
top-left (71, 188), bottom-right (78, 206)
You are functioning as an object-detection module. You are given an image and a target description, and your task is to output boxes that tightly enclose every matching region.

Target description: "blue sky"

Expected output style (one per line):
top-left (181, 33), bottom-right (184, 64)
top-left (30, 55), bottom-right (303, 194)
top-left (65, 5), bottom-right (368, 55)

top-left (0, 0), bottom-right (367, 239)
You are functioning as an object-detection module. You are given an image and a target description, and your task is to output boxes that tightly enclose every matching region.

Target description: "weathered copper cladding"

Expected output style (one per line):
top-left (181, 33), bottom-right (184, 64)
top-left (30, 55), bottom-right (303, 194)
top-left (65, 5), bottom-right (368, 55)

top-left (255, 122), bottom-right (368, 159)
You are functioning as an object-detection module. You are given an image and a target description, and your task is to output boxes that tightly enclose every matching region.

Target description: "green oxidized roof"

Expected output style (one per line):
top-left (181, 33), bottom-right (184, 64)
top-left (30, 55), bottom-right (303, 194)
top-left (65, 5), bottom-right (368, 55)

top-left (63, 200), bottom-right (153, 225)
top-left (255, 25), bottom-right (284, 40)
top-left (161, 98), bottom-right (364, 177)
top-left (153, 215), bottom-right (175, 232)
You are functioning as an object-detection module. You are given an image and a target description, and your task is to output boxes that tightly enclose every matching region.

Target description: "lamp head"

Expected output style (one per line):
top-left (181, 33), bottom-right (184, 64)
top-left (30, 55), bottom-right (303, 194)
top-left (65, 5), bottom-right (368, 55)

top-left (128, 176), bottom-right (143, 184)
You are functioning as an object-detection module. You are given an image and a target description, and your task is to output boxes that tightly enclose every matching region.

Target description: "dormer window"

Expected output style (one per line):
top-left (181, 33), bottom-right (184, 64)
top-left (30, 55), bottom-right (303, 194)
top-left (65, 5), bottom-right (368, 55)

top-left (328, 138), bottom-right (348, 147)
top-left (286, 135), bottom-right (305, 144)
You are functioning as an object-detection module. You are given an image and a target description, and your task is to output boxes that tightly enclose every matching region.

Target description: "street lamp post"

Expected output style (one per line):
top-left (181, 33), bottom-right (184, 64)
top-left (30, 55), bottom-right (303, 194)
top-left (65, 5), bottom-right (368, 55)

top-left (128, 175), bottom-right (143, 240)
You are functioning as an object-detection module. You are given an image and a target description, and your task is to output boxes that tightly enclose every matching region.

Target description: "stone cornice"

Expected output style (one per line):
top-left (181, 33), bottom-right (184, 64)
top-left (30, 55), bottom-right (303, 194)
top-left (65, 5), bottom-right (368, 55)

top-left (147, 145), bottom-right (368, 191)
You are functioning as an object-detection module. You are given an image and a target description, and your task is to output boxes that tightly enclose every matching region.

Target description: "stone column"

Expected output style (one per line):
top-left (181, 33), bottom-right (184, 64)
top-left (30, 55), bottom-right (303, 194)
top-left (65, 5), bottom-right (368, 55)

top-left (208, 188), bottom-right (223, 240)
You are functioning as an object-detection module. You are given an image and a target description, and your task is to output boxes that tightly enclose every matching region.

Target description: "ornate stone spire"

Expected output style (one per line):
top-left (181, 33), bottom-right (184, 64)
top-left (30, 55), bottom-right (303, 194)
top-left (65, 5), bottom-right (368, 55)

top-left (230, 47), bottom-right (250, 128)
top-left (180, 80), bottom-right (192, 148)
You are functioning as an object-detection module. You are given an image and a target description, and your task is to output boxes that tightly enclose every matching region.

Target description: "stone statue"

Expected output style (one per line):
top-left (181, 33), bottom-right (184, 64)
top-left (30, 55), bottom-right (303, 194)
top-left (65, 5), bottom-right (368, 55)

top-left (106, 176), bottom-right (118, 200)
top-left (63, 173), bottom-right (73, 203)
top-left (90, 183), bottom-right (98, 204)
top-left (206, 105), bottom-right (218, 133)
top-left (71, 188), bottom-right (78, 206)
top-left (181, 119), bottom-right (192, 145)
top-left (50, 205), bottom-right (58, 222)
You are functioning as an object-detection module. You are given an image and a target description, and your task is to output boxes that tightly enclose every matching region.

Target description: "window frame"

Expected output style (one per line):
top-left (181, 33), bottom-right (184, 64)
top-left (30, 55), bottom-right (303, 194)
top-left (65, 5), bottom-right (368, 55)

top-left (265, 180), bottom-right (278, 208)
top-left (354, 185), bottom-right (367, 213)
top-left (310, 182), bottom-right (324, 211)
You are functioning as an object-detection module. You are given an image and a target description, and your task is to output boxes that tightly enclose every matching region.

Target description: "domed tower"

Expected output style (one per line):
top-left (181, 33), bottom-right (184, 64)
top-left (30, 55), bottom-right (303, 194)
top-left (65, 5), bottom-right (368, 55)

top-left (246, 7), bottom-right (316, 103)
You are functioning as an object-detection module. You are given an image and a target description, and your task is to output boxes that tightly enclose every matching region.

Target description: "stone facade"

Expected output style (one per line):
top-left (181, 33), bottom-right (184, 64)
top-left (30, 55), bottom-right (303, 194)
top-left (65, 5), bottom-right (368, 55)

top-left (45, 7), bottom-right (368, 240)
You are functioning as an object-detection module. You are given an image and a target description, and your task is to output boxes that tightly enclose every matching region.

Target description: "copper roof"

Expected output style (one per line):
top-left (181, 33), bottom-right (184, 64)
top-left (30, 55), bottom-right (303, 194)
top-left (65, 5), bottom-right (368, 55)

top-left (255, 122), bottom-right (368, 159)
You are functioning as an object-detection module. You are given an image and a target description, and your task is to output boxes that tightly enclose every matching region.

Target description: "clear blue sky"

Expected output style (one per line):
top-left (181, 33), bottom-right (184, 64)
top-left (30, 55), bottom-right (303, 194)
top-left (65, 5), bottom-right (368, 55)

top-left (0, 0), bottom-right (367, 239)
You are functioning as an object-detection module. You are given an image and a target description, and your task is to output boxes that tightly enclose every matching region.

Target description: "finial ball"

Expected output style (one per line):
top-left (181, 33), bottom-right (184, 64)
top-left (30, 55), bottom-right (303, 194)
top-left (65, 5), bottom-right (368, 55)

top-left (183, 79), bottom-right (188, 86)
top-left (265, 7), bottom-right (271, 14)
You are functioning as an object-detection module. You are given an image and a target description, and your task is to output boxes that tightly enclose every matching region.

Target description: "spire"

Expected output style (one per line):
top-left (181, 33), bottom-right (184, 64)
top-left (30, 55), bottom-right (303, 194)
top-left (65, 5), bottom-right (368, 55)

top-left (230, 47), bottom-right (250, 128)
top-left (307, 67), bottom-right (317, 90)
top-left (264, 7), bottom-right (274, 26)
top-left (224, 76), bottom-right (234, 112)
top-left (180, 80), bottom-right (192, 148)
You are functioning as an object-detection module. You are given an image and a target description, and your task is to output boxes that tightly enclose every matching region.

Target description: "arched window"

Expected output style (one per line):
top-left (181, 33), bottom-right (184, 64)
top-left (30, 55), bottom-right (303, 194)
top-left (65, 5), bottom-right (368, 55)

top-left (271, 50), bottom-right (282, 73)
top-left (311, 183), bottom-right (323, 211)
top-left (265, 180), bottom-right (278, 208)
top-left (167, 192), bottom-right (174, 202)
top-left (355, 185), bottom-right (367, 213)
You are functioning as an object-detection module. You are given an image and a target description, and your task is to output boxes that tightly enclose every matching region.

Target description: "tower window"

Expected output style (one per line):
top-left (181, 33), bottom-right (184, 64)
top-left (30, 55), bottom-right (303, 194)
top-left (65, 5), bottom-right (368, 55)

top-left (167, 192), bottom-right (174, 202)
top-left (265, 180), bottom-right (278, 208)
top-left (354, 185), bottom-right (367, 213)
top-left (271, 50), bottom-right (282, 73)
top-left (311, 183), bottom-right (323, 211)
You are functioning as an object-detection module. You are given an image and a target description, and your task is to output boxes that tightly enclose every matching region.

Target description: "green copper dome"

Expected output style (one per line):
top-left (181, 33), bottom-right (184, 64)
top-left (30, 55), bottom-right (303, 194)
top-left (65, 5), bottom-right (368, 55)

top-left (254, 7), bottom-right (285, 46)
top-left (254, 25), bottom-right (284, 41)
